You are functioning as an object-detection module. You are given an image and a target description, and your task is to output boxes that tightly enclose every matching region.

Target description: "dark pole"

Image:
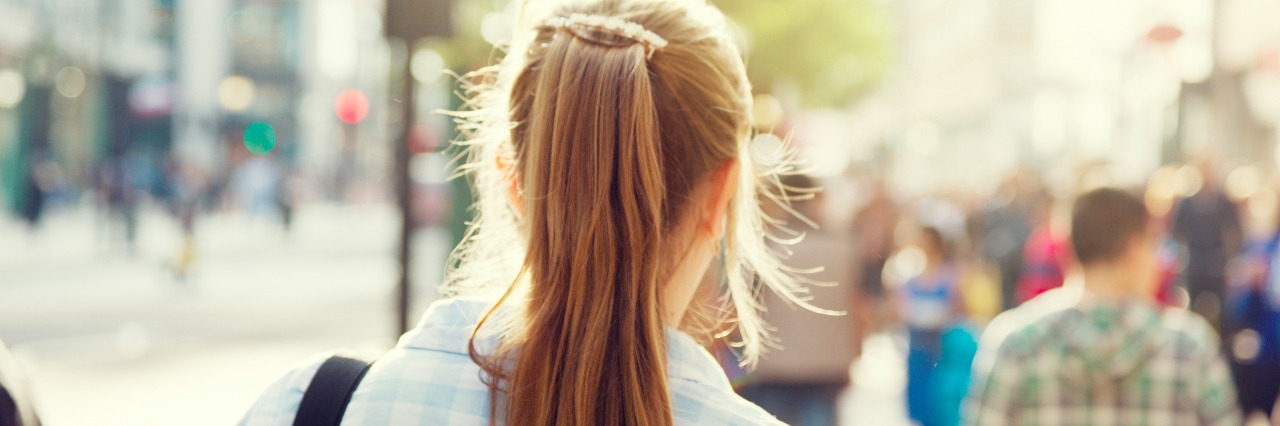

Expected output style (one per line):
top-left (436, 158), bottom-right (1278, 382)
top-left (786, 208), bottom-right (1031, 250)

top-left (385, 0), bottom-right (450, 338)
top-left (394, 45), bottom-right (416, 336)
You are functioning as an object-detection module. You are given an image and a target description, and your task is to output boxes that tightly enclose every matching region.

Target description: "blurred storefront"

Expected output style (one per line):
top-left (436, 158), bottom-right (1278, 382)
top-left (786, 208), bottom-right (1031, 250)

top-left (0, 0), bottom-right (175, 219)
top-left (0, 0), bottom-right (411, 220)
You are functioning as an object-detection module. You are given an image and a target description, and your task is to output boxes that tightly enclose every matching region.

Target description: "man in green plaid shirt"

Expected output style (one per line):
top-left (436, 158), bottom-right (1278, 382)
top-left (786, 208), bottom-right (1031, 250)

top-left (966, 188), bottom-right (1241, 425)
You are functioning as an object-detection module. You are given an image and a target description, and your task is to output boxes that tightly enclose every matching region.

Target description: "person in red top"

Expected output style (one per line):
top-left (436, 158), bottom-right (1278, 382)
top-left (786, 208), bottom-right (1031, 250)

top-left (1018, 192), bottom-right (1181, 307)
top-left (1016, 196), bottom-right (1071, 304)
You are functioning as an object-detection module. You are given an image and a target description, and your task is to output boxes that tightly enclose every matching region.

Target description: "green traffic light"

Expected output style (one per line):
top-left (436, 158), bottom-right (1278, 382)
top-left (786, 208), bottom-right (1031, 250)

top-left (244, 122), bottom-right (276, 155)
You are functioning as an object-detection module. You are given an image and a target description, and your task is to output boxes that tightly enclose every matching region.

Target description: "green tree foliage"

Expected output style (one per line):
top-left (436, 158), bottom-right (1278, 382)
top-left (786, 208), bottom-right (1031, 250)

top-left (716, 0), bottom-right (891, 106)
top-left (435, 0), bottom-right (891, 107)
top-left (432, 0), bottom-right (508, 73)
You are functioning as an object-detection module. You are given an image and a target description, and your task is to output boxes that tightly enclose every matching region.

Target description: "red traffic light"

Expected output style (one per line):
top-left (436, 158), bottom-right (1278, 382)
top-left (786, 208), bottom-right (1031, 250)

top-left (335, 89), bottom-right (370, 124)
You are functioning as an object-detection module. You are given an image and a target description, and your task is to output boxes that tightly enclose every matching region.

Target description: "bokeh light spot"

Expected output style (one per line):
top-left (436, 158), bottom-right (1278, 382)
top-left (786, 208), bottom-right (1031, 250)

top-left (885, 246), bottom-right (926, 289)
top-left (752, 93), bottom-right (784, 131)
top-left (244, 122), bottom-right (276, 155)
top-left (1225, 166), bottom-right (1261, 202)
top-left (1172, 165), bottom-right (1204, 197)
top-left (1145, 165), bottom-right (1179, 217)
top-left (481, 11), bottom-right (514, 46)
top-left (0, 69), bottom-right (26, 108)
top-left (1248, 188), bottom-right (1278, 220)
top-left (219, 75), bottom-right (256, 112)
top-left (55, 66), bottom-right (87, 98)
top-left (1232, 329), bottom-right (1261, 363)
top-left (410, 48), bottom-right (445, 84)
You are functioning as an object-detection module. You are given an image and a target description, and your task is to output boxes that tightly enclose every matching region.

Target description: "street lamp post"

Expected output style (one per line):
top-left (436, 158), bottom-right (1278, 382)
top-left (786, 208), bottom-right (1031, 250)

top-left (384, 0), bottom-right (451, 336)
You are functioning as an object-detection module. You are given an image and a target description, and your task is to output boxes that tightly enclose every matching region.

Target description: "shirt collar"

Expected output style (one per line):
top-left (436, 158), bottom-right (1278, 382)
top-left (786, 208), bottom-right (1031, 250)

top-left (399, 298), bottom-right (733, 389)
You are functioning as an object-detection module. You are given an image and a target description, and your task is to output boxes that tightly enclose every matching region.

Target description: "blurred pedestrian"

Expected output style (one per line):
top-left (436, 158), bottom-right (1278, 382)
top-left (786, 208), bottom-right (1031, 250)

top-left (277, 170), bottom-right (303, 233)
top-left (896, 226), bottom-right (965, 426)
top-left (931, 325), bottom-right (979, 426)
top-left (1172, 160), bottom-right (1243, 331)
top-left (242, 1), bottom-right (809, 424)
top-left (978, 171), bottom-right (1038, 312)
top-left (960, 214), bottom-right (1003, 324)
top-left (166, 160), bottom-right (206, 283)
top-left (230, 155), bottom-right (281, 219)
top-left (97, 156), bottom-right (140, 253)
top-left (851, 178), bottom-right (899, 347)
top-left (15, 151), bottom-right (54, 230)
top-left (1225, 216), bottom-right (1280, 420)
top-left (967, 188), bottom-right (1240, 425)
top-left (1015, 193), bottom-right (1069, 304)
top-left (0, 340), bottom-right (40, 426)
top-left (740, 174), bottom-right (859, 425)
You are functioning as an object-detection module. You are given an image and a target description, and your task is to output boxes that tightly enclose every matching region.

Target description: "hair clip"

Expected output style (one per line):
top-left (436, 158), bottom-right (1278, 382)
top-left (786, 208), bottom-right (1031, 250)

top-left (543, 13), bottom-right (668, 58)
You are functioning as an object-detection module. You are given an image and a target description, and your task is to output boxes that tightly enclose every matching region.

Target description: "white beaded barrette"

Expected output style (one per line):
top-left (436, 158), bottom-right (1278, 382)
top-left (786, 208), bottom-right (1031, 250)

top-left (543, 13), bottom-right (669, 58)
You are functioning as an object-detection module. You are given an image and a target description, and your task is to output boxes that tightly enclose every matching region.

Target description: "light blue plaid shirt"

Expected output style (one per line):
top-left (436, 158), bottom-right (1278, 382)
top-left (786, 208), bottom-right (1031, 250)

top-left (240, 298), bottom-right (783, 425)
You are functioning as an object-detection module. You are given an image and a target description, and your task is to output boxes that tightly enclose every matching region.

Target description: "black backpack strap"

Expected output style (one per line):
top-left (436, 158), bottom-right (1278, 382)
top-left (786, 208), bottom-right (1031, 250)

top-left (293, 354), bottom-right (374, 426)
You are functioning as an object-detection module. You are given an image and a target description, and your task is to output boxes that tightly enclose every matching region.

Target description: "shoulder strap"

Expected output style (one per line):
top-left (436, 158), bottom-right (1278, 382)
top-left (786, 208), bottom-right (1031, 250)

top-left (293, 354), bottom-right (374, 426)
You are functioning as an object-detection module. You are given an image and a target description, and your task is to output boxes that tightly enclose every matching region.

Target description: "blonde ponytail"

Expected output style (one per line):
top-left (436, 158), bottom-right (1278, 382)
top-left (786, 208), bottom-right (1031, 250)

top-left (490, 18), bottom-right (670, 425)
top-left (448, 1), bottom-right (830, 424)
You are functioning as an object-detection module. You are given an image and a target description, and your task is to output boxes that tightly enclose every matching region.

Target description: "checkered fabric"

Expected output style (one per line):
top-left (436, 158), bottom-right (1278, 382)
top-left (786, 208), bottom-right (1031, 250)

top-left (240, 298), bottom-right (783, 425)
top-left (965, 297), bottom-right (1241, 426)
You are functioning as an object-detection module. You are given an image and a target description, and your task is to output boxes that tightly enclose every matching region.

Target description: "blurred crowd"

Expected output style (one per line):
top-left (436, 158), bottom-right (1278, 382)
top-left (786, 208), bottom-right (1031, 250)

top-left (13, 142), bottom-right (297, 230)
top-left (739, 159), bottom-right (1280, 425)
top-left (10, 142), bottom-right (306, 277)
top-left (8, 118), bottom-right (1280, 426)
top-left (3, 0), bottom-right (1280, 423)
top-left (6, 137), bottom-right (1280, 426)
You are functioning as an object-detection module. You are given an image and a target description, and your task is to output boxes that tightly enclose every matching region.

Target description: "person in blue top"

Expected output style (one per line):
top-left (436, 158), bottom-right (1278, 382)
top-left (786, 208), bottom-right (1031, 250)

top-left (896, 226), bottom-right (966, 426)
top-left (241, 0), bottom-right (838, 424)
top-left (1226, 221), bottom-right (1280, 421)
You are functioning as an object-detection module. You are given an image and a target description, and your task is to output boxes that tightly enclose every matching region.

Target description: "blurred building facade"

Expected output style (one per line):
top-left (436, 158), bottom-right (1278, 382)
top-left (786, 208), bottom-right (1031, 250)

top-left (853, 0), bottom-right (1280, 197)
top-left (0, 0), bottom-right (178, 218)
top-left (0, 0), bottom-right (400, 219)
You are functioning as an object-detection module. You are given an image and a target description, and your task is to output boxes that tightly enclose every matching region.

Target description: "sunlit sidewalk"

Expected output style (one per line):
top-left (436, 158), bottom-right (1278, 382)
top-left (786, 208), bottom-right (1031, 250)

top-left (0, 203), bottom-right (447, 425)
top-left (0, 203), bottom-right (925, 425)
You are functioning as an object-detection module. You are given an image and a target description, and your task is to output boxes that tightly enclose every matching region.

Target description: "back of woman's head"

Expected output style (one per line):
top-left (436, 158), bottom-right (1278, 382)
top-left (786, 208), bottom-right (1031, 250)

top-left (446, 0), bottom-right (827, 424)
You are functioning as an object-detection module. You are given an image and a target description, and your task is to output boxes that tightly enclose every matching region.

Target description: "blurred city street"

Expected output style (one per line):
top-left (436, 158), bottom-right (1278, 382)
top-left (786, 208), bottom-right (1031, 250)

top-left (0, 203), bottom-right (908, 425)
top-left (3, 0), bottom-right (1280, 423)
top-left (0, 202), bottom-right (916, 426)
top-left (0, 203), bottom-right (452, 425)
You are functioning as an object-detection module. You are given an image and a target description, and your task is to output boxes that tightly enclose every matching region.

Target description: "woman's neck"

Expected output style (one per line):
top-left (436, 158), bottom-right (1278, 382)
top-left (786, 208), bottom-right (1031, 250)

top-left (661, 234), bottom-right (717, 326)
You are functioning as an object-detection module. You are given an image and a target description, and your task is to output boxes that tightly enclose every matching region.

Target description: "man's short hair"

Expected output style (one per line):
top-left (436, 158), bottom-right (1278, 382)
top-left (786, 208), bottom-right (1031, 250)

top-left (1071, 188), bottom-right (1150, 265)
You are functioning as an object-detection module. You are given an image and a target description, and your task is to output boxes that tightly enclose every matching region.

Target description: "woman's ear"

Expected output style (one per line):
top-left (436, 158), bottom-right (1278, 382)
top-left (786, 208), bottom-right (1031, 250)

top-left (496, 149), bottom-right (526, 219)
top-left (701, 159), bottom-right (739, 239)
